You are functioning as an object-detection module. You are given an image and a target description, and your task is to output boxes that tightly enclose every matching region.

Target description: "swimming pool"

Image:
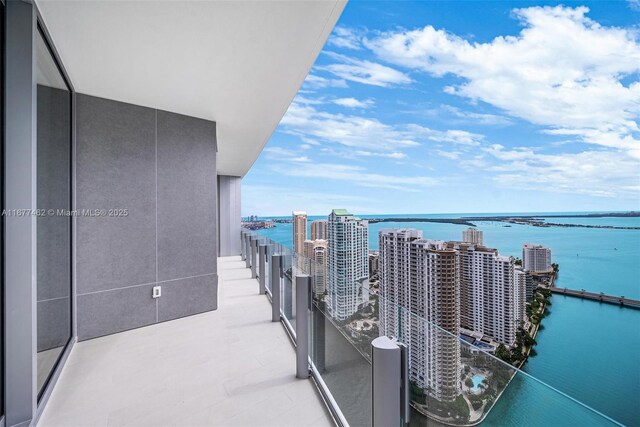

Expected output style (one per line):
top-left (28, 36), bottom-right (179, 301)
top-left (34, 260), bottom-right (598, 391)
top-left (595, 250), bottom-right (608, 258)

top-left (472, 374), bottom-right (485, 391)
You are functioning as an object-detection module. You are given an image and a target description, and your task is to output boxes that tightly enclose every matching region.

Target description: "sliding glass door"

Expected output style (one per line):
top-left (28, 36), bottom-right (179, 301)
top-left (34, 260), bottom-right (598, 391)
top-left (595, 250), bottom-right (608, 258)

top-left (35, 25), bottom-right (72, 398)
top-left (0, 0), bottom-right (5, 421)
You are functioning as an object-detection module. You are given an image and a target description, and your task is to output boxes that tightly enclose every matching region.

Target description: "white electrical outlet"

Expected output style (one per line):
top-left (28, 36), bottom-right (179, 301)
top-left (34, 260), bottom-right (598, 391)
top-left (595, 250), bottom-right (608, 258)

top-left (152, 286), bottom-right (161, 298)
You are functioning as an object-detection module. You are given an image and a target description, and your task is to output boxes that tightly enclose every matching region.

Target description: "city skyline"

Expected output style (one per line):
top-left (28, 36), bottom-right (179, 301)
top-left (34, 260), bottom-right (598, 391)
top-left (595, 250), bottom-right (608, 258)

top-left (243, 0), bottom-right (640, 216)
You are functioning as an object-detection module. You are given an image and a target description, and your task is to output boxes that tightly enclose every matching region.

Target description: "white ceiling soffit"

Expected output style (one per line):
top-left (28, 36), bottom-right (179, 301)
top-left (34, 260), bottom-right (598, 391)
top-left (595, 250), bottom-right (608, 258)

top-left (36, 0), bottom-right (346, 177)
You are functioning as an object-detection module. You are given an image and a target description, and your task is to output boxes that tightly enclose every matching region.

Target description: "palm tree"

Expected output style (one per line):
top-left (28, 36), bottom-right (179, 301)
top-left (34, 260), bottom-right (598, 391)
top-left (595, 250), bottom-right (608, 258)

top-left (465, 378), bottom-right (473, 389)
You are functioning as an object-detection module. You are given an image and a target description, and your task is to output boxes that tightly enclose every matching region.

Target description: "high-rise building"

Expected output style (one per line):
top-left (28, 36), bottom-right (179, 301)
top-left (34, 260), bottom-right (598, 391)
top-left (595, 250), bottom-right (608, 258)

top-left (327, 209), bottom-right (369, 320)
top-left (379, 229), bottom-right (461, 402)
top-left (462, 227), bottom-right (483, 246)
top-left (311, 220), bottom-right (328, 240)
top-left (522, 243), bottom-right (552, 273)
top-left (453, 242), bottom-right (523, 346)
top-left (368, 251), bottom-right (379, 277)
top-left (513, 267), bottom-right (533, 327)
top-left (515, 266), bottom-right (534, 302)
top-left (303, 239), bottom-right (328, 295)
top-left (292, 211), bottom-right (307, 255)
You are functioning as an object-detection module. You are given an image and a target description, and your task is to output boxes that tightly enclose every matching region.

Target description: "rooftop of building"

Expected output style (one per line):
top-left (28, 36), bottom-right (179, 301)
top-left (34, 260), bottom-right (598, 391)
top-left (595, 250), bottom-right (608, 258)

top-left (331, 209), bottom-right (351, 216)
top-left (523, 243), bottom-right (550, 249)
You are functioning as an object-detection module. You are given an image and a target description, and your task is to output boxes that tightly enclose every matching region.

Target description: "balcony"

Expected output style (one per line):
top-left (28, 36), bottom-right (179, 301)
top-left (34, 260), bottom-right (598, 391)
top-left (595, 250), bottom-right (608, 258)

top-left (1, 2), bottom-right (346, 426)
top-left (38, 255), bottom-right (333, 427)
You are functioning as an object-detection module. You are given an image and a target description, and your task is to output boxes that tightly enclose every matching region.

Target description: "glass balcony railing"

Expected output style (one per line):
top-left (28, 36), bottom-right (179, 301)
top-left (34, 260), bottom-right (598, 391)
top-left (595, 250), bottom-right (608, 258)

top-left (240, 229), bottom-right (618, 427)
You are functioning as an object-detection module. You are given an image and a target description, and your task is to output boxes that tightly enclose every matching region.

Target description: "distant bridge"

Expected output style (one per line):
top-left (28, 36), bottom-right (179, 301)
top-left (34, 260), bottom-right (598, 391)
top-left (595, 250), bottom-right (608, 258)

top-left (549, 287), bottom-right (640, 310)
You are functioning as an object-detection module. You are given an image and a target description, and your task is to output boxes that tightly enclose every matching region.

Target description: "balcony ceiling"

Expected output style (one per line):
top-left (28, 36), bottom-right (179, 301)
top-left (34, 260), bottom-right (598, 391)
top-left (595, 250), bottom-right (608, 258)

top-left (36, 0), bottom-right (346, 177)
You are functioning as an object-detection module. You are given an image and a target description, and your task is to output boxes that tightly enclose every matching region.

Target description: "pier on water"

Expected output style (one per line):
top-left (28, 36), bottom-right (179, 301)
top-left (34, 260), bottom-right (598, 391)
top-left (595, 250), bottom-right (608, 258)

top-left (549, 287), bottom-right (640, 310)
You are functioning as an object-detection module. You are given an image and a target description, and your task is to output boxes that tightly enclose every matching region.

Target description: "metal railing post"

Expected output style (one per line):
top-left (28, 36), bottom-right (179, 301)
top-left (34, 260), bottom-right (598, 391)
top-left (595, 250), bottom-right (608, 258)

top-left (271, 254), bottom-right (282, 322)
top-left (259, 244), bottom-right (267, 294)
top-left (244, 234), bottom-right (251, 268)
top-left (295, 274), bottom-right (311, 379)
top-left (372, 336), bottom-right (401, 427)
top-left (282, 253), bottom-right (293, 320)
top-left (240, 231), bottom-right (245, 259)
top-left (250, 237), bottom-right (258, 279)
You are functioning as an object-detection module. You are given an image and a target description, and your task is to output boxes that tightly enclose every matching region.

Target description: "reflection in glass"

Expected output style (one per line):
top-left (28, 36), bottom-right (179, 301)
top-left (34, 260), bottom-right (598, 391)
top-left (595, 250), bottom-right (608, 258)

top-left (36, 28), bottom-right (72, 395)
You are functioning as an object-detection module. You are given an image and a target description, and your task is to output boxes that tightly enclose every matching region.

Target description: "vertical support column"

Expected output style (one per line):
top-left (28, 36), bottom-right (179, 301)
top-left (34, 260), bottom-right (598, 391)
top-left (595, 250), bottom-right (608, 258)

top-left (372, 336), bottom-right (401, 427)
top-left (244, 234), bottom-right (251, 268)
top-left (258, 244), bottom-right (267, 294)
top-left (271, 254), bottom-right (281, 322)
top-left (250, 237), bottom-right (258, 279)
top-left (5, 2), bottom-right (38, 425)
top-left (296, 275), bottom-right (311, 379)
top-left (217, 175), bottom-right (241, 256)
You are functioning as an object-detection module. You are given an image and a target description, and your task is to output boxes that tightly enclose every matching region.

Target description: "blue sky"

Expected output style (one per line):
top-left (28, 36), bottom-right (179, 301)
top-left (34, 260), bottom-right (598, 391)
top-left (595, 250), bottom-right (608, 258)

top-left (242, 1), bottom-right (640, 216)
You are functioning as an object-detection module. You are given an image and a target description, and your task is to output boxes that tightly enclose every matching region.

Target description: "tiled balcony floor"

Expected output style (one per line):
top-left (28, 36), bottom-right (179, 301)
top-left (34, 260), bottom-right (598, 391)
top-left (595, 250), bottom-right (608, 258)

top-left (38, 256), bottom-right (333, 427)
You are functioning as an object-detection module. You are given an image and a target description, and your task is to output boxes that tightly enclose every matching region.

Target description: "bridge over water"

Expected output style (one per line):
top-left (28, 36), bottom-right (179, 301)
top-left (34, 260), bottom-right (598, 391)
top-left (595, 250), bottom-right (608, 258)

top-left (549, 287), bottom-right (640, 310)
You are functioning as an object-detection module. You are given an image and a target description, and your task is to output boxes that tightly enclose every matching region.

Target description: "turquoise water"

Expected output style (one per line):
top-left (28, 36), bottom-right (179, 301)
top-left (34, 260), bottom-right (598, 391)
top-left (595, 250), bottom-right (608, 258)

top-left (256, 213), bottom-right (640, 425)
top-left (471, 374), bottom-right (485, 392)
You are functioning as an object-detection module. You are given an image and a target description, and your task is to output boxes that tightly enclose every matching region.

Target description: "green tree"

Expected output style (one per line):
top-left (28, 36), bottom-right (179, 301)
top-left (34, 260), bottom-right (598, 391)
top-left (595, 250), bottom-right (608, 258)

top-left (496, 344), bottom-right (512, 363)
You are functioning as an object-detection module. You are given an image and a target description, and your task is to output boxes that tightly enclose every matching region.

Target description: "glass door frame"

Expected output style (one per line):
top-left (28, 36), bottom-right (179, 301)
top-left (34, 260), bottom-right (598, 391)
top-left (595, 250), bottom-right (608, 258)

top-left (4, 1), bottom-right (77, 425)
top-left (0, 1), bottom-right (5, 426)
top-left (34, 16), bottom-right (76, 406)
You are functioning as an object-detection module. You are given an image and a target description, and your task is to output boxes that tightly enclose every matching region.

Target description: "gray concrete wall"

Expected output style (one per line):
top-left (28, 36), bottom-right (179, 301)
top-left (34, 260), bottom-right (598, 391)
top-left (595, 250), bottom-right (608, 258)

top-left (218, 175), bottom-right (242, 256)
top-left (75, 94), bottom-right (218, 341)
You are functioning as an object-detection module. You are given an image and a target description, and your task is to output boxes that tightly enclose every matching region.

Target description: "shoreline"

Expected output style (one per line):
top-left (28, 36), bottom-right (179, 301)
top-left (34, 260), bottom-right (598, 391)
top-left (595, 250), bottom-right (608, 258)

top-left (367, 215), bottom-right (640, 230)
top-left (517, 270), bottom-right (555, 369)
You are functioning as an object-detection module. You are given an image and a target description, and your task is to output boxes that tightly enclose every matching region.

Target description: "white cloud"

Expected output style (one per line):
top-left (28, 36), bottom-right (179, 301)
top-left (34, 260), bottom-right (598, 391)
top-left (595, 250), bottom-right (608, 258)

top-left (319, 52), bottom-right (412, 87)
top-left (481, 144), bottom-right (640, 198)
top-left (264, 147), bottom-right (310, 163)
top-left (436, 150), bottom-right (462, 160)
top-left (318, 146), bottom-right (408, 161)
top-left (367, 6), bottom-right (640, 158)
top-left (303, 74), bottom-right (348, 89)
top-left (280, 102), bottom-right (419, 150)
top-left (328, 27), bottom-right (363, 50)
top-left (293, 95), bottom-right (325, 105)
top-left (628, 0), bottom-right (640, 11)
top-left (279, 162), bottom-right (437, 192)
top-left (242, 184), bottom-right (378, 216)
top-left (332, 97), bottom-right (375, 108)
top-left (279, 102), bottom-right (485, 156)
top-left (407, 124), bottom-right (485, 146)
top-left (353, 150), bottom-right (407, 159)
top-left (438, 105), bottom-right (512, 126)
